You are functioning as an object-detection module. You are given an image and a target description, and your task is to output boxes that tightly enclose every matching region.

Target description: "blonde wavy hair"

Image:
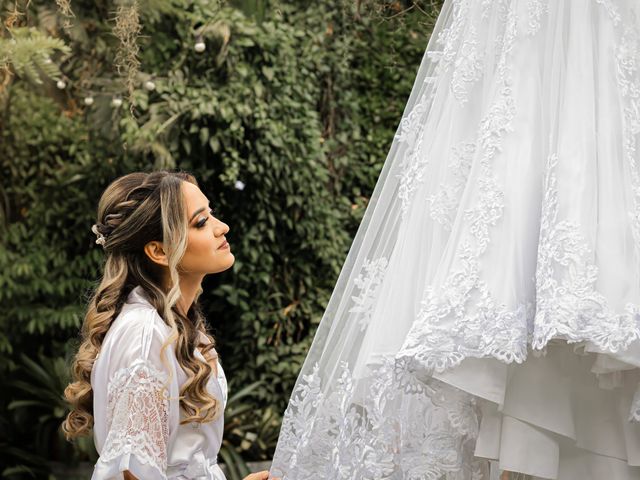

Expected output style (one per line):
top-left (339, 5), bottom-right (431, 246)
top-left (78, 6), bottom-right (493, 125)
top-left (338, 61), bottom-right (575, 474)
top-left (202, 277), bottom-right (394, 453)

top-left (62, 170), bottom-right (220, 440)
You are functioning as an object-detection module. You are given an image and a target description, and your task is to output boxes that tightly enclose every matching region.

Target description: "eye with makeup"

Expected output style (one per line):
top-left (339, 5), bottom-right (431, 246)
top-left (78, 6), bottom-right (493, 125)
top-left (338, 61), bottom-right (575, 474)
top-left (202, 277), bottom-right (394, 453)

top-left (196, 208), bottom-right (215, 228)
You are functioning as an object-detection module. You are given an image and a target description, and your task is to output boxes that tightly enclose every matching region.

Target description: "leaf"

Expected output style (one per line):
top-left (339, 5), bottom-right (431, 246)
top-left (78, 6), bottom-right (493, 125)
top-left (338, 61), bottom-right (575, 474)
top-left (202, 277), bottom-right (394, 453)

top-left (261, 66), bottom-right (274, 81)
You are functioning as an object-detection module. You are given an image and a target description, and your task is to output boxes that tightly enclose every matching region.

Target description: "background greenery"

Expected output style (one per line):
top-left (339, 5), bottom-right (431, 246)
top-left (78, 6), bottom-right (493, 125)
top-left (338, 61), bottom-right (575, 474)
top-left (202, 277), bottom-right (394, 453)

top-left (0, 0), bottom-right (442, 477)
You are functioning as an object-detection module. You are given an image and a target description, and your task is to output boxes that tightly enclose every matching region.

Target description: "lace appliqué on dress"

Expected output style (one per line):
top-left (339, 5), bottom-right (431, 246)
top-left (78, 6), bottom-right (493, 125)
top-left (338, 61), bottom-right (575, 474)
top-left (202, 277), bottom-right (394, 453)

top-left (272, 359), bottom-right (487, 480)
top-left (398, 0), bottom-right (472, 217)
top-left (349, 257), bottom-right (389, 331)
top-left (531, 8), bottom-right (640, 360)
top-left (100, 360), bottom-right (170, 476)
top-left (428, 141), bottom-right (475, 230)
top-left (397, 5), bottom-right (530, 378)
top-left (397, 93), bottom-right (432, 218)
top-left (616, 15), bottom-right (640, 252)
top-left (595, 0), bottom-right (622, 26)
top-left (431, 0), bottom-right (471, 75)
top-left (525, 0), bottom-right (548, 36)
top-left (532, 153), bottom-right (640, 353)
top-left (450, 25), bottom-right (484, 105)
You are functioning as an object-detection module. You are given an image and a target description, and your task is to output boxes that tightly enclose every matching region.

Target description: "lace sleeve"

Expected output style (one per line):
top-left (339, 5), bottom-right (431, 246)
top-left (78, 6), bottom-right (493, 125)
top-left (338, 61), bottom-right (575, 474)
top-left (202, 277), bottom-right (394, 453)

top-left (94, 359), bottom-right (170, 479)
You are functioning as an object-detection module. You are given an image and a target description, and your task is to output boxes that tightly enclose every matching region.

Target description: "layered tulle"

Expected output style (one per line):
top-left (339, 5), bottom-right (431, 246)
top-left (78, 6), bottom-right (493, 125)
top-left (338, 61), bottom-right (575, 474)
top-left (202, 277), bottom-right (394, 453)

top-left (269, 1), bottom-right (640, 478)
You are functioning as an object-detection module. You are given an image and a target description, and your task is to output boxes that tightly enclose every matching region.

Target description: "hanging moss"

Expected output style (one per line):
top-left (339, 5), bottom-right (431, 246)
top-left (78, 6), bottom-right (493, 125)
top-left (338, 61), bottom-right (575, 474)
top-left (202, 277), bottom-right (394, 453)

top-left (112, 0), bottom-right (142, 101)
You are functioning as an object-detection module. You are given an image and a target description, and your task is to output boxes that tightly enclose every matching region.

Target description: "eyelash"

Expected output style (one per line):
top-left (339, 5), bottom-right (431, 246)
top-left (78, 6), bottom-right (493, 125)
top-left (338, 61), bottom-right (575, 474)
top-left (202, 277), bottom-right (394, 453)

top-left (196, 208), bottom-right (215, 228)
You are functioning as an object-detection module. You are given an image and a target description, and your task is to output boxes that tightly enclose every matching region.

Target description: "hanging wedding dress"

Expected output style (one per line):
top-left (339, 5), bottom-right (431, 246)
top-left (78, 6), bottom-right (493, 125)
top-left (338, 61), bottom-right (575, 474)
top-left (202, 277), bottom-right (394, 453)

top-left (269, 0), bottom-right (640, 478)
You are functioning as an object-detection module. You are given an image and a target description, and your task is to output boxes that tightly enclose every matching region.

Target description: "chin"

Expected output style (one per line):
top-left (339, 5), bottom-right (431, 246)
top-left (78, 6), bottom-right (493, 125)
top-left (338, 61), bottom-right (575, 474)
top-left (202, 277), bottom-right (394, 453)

top-left (213, 254), bottom-right (235, 273)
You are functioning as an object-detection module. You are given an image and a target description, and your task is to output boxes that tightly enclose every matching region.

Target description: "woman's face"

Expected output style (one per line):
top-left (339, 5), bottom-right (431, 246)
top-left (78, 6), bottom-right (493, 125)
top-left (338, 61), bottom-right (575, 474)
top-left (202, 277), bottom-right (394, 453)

top-left (179, 181), bottom-right (234, 275)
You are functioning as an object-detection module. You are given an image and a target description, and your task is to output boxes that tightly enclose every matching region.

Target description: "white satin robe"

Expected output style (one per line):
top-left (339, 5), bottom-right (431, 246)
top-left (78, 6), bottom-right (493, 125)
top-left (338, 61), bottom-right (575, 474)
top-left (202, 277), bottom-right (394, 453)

top-left (90, 285), bottom-right (228, 480)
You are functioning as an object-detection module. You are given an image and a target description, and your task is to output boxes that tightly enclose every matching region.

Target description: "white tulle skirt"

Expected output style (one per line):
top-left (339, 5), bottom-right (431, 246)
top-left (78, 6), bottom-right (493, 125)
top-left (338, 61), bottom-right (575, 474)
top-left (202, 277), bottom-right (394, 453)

top-left (270, 1), bottom-right (640, 479)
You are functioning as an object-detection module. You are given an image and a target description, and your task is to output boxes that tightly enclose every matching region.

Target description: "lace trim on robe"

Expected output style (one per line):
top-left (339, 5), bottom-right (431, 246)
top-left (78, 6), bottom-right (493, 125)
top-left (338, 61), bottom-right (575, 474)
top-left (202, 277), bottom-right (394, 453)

top-left (99, 359), bottom-right (170, 476)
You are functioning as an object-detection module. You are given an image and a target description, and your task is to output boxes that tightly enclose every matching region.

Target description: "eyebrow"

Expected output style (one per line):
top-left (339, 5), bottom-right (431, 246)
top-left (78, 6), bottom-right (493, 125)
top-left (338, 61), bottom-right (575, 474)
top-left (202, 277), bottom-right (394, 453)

top-left (189, 201), bottom-right (210, 223)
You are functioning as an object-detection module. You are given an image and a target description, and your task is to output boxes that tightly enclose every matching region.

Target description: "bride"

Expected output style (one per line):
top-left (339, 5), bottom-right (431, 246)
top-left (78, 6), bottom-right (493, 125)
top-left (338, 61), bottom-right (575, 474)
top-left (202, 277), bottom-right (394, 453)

top-left (269, 1), bottom-right (640, 478)
top-left (63, 171), bottom-right (270, 480)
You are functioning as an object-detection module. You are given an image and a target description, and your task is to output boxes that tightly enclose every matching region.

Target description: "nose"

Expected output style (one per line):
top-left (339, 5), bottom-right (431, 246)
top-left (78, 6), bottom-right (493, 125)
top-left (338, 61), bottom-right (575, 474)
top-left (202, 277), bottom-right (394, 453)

top-left (213, 220), bottom-right (229, 237)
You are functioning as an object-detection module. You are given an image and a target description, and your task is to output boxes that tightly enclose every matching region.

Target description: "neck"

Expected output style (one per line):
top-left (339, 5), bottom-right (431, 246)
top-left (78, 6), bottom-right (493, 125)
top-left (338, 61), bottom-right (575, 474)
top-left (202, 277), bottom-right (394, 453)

top-left (170, 274), bottom-right (205, 316)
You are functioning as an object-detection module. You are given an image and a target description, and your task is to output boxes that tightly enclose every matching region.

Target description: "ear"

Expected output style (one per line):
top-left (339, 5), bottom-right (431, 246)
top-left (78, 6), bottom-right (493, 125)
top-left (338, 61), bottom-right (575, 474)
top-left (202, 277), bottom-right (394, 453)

top-left (144, 240), bottom-right (168, 267)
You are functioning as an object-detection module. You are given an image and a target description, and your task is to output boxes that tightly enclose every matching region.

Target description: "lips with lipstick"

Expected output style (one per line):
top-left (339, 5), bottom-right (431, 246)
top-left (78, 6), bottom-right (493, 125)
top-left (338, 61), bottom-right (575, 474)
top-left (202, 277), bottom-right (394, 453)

top-left (218, 240), bottom-right (229, 250)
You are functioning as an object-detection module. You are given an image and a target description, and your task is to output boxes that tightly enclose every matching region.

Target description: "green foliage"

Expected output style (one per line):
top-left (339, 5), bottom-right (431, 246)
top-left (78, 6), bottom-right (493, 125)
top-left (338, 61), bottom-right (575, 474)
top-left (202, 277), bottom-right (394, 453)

top-left (219, 381), bottom-right (281, 479)
top-left (0, 27), bottom-right (70, 85)
top-left (0, 0), bottom-right (443, 476)
top-left (1, 352), bottom-right (96, 478)
top-left (0, 84), bottom-right (124, 363)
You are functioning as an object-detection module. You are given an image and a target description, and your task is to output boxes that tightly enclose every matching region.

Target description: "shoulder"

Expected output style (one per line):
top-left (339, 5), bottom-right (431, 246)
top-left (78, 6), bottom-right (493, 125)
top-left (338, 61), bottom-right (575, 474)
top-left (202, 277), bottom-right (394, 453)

top-left (112, 303), bottom-right (170, 344)
top-left (113, 302), bottom-right (170, 335)
top-left (100, 303), bottom-right (173, 373)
